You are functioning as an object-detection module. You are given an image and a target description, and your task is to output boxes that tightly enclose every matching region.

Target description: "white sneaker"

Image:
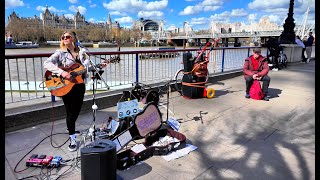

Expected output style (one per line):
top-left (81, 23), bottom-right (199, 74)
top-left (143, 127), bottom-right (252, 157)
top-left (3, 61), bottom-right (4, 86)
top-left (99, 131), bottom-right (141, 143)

top-left (268, 64), bottom-right (273, 67)
top-left (272, 68), bottom-right (278, 71)
top-left (307, 59), bottom-right (310, 63)
top-left (68, 138), bottom-right (78, 152)
top-left (66, 129), bottom-right (81, 134)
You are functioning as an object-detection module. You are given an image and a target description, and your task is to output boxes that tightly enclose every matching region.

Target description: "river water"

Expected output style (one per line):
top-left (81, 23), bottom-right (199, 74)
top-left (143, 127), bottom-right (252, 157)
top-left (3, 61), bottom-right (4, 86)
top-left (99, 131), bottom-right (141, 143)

top-left (5, 45), bottom-right (252, 104)
top-left (5, 46), bottom-right (248, 90)
top-left (5, 46), bottom-right (196, 89)
top-left (5, 46), bottom-right (188, 55)
top-left (5, 46), bottom-right (251, 84)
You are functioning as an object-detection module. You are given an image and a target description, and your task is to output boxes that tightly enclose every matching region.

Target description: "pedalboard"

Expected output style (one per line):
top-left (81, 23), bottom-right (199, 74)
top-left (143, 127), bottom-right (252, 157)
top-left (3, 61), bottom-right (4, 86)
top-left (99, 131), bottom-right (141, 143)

top-left (26, 154), bottom-right (62, 168)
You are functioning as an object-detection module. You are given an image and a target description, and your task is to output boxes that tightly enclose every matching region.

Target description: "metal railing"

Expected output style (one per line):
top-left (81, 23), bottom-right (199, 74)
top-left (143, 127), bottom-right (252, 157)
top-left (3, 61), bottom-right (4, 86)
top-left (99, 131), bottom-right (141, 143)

top-left (5, 47), bottom-right (268, 104)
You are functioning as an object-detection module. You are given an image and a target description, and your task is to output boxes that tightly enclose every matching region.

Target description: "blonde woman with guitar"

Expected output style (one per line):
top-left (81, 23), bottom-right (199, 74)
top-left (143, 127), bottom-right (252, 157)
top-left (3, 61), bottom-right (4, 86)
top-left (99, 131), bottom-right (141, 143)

top-left (43, 31), bottom-right (107, 152)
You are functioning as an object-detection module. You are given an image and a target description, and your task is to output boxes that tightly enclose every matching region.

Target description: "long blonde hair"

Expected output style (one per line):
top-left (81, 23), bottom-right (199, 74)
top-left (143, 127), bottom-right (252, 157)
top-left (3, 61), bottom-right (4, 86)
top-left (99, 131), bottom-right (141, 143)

top-left (60, 31), bottom-right (80, 52)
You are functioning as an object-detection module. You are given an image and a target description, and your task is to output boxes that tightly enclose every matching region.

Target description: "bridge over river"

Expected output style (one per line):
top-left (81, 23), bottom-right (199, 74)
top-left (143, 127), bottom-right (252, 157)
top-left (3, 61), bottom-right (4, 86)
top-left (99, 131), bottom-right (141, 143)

top-left (152, 28), bottom-right (313, 46)
top-left (151, 30), bottom-right (283, 46)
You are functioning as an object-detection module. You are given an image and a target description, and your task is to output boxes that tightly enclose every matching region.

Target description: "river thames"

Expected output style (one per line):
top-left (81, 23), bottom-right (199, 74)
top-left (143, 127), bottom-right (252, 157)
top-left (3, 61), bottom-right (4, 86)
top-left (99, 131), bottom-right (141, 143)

top-left (5, 45), bottom-right (250, 104)
top-left (5, 46), bottom-right (189, 55)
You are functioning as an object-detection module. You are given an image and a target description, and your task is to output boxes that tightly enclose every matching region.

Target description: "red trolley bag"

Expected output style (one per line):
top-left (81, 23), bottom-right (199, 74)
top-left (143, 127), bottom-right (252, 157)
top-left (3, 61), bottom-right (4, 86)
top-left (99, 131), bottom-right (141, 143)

top-left (113, 102), bottom-right (186, 170)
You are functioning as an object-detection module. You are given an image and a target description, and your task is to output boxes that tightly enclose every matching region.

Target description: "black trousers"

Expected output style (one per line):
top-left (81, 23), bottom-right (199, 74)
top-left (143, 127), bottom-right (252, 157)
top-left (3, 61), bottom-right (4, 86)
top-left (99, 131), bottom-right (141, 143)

top-left (301, 48), bottom-right (307, 62)
top-left (245, 75), bottom-right (270, 95)
top-left (268, 51), bottom-right (279, 69)
top-left (62, 83), bottom-right (85, 135)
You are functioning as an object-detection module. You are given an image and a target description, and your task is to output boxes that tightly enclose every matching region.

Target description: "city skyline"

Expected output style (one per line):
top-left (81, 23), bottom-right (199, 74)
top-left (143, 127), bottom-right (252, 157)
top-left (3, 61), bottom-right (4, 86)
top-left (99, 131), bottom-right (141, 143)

top-left (5, 0), bottom-right (315, 30)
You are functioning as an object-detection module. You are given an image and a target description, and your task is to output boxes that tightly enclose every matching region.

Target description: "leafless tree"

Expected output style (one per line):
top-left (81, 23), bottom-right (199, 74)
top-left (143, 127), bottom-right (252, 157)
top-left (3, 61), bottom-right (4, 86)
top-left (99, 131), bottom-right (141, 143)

top-left (130, 28), bottom-right (142, 42)
top-left (6, 19), bottom-right (146, 44)
top-left (87, 28), bottom-right (106, 42)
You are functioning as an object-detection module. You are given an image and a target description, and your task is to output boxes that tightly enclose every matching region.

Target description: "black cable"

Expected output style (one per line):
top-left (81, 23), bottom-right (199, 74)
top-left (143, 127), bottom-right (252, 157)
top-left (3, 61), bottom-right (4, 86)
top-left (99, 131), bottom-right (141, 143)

top-left (40, 165), bottom-right (56, 180)
top-left (54, 164), bottom-right (74, 180)
top-left (74, 150), bottom-right (81, 171)
top-left (55, 156), bottom-right (81, 180)
top-left (50, 121), bottom-right (69, 149)
top-left (60, 155), bottom-right (81, 163)
top-left (14, 132), bottom-right (67, 174)
top-left (16, 89), bottom-right (100, 178)
top-left (18, 175), bottom-right (39, 180)
top-left (39, 166), bottom-right (48, 180)
top-left (47, 100), bottom-right (69, 149)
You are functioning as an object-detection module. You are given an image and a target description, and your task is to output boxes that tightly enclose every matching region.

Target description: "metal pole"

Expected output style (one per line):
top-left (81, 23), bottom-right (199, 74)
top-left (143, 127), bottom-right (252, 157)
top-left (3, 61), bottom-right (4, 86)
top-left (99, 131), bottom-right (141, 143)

top-left (221, 49), bottom-right (225, 72)
top-left (135, 53), bottom-right (139, 83)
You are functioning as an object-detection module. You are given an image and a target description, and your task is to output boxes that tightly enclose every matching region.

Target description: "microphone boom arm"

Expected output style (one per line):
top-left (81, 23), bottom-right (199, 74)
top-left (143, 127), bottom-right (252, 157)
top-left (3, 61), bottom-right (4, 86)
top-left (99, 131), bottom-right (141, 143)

top-left (87, 54), bottom-right (110, 90)
top-left (77, 41), bottom-right (110, 90)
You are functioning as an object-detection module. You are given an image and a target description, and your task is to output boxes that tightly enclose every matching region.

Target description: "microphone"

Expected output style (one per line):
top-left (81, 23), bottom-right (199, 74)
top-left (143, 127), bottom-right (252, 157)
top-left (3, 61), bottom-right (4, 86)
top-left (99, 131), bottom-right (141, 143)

top-left (76, 41), bottom-right (89, 51)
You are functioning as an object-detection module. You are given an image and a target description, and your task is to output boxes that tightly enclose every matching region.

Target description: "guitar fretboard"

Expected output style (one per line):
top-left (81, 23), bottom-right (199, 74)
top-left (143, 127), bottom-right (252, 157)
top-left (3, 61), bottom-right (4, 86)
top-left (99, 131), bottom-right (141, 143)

top-left (70, 57), bottom-right (120, 77)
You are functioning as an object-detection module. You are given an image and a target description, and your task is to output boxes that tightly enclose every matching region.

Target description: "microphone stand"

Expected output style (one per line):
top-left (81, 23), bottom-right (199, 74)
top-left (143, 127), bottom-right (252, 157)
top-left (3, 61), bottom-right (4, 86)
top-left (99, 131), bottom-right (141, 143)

top-left (88, 58), bottom-right (110, 90)
top-left (90, 59), bottom-right (114, 142)
top-left (77, 43), bottom-right (111, 142)
top-left (90, 72), bottom-right (97, 142)
top-left (86, 55), bottom-right (110, 142)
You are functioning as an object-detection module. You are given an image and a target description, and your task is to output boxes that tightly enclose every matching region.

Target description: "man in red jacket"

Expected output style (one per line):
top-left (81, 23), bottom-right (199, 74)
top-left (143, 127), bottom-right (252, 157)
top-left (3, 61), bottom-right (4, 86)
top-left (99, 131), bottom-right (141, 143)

top-left (243, 47), bottom-right (270, 101)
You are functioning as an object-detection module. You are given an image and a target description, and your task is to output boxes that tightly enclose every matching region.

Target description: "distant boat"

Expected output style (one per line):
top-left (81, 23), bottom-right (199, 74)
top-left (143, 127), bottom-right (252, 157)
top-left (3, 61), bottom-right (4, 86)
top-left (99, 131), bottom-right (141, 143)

top-left (139, 47), bottom-right (180, 59)
top-left (5, 41), bottom-right (39, 49)
top-left (92, 41), bottom-right (117, 48)
top-left (98, 41), bottom-right (116, 45)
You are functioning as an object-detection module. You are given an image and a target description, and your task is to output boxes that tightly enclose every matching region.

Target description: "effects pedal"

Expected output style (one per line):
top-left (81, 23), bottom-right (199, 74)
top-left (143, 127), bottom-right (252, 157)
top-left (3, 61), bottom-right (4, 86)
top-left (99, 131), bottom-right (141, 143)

top-left (26, 154), bottom-right (55, 167)
top-left (26, 154), bottom-right (43, 167)
top-left (38, 155), bottom-right (46, 159)
top-left (49, 156), bottom-right (63, 168)
top-left (41, 156), bottom-right (53, 166)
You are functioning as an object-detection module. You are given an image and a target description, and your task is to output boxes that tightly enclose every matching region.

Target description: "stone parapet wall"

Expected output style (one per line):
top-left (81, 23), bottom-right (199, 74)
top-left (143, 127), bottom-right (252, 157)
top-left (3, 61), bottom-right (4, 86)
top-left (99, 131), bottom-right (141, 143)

top-left (280, 44), bottom-right (315, 62)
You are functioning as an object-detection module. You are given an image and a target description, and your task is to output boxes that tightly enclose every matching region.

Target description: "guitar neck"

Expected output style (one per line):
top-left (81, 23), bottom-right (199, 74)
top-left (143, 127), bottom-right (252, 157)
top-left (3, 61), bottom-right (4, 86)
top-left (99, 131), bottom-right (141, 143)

top-left (70, 57), bottom-right (120, 76)
top-left (73, 68), bottom-right (87, 76)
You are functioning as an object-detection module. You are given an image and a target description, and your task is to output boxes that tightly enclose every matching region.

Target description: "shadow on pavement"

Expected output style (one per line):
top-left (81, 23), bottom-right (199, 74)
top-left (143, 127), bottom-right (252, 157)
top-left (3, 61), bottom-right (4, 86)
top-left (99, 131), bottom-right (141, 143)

top-left (214, 88), bottom-right (242, 98)
top-left (192, 107), bottom-right (314, 179)
top-left (268, 88), bottom-right (282, 99)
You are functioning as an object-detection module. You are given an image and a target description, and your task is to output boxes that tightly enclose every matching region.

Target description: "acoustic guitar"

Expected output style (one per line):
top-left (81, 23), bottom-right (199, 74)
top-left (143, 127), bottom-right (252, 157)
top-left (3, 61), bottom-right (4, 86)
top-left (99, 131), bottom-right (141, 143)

top-left (44, 56), bottom-right (120, 97)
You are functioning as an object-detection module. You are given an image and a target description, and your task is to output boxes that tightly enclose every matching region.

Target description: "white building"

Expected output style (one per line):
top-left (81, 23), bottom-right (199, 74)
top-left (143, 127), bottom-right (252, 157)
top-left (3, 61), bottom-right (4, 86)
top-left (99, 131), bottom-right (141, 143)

top-left (210, 17), bottom-right (280, 33)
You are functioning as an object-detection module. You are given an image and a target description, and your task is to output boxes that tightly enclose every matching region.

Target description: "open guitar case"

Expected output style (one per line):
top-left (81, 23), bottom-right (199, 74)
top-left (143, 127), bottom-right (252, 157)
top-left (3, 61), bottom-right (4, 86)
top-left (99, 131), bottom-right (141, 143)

top-left (111, 102), bottom-right (186, 170)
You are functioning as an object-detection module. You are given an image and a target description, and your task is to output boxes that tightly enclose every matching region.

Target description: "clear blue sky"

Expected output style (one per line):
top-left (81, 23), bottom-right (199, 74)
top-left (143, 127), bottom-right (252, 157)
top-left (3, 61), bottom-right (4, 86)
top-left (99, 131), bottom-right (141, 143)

top-left (5, 0), bottom-right (315, 30)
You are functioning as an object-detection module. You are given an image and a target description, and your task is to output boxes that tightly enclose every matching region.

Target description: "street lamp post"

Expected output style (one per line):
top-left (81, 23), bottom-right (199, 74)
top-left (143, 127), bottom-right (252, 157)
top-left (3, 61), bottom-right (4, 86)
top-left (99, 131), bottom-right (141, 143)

top-left (279, 0), bottom-right (296, 44)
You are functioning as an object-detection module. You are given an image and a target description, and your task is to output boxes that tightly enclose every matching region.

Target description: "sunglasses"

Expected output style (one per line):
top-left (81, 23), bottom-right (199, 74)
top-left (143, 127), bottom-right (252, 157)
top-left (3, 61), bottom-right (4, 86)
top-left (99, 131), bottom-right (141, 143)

top-left (61, 35), bottom-right (72, 40)
top-left (253, 51), bottom-right (261, 54)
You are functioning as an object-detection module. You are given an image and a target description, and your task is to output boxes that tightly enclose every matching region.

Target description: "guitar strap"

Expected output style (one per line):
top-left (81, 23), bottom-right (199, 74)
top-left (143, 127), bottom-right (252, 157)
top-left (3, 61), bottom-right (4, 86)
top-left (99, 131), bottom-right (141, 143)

top-left (67, 48), bottom-right (86, 80)
top-left (67, 48), bottom-right (81, 64)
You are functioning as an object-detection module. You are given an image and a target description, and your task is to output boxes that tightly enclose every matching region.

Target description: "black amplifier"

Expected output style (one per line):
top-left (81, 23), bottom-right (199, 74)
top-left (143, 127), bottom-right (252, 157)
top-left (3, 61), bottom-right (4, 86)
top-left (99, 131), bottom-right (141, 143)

top-left (81, 139), bottom-right (117, 180)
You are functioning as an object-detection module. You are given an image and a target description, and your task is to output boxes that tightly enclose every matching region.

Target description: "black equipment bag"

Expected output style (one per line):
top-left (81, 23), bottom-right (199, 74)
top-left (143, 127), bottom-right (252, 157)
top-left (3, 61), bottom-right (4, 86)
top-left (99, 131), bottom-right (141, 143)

top-left (181, 51), bottom-right (207, 99)
top-left (181, 74), bottom-right (205, 98)
top-left (183, 52), bottom-right (194, 72)
top-left (114, 102), bottom-right (186, 170)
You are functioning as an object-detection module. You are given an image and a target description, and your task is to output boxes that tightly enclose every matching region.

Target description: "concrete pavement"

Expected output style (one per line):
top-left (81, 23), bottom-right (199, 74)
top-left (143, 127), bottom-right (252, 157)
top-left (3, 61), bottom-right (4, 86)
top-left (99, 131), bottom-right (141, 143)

top-left (5, 60), bottom-right (315, 180)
